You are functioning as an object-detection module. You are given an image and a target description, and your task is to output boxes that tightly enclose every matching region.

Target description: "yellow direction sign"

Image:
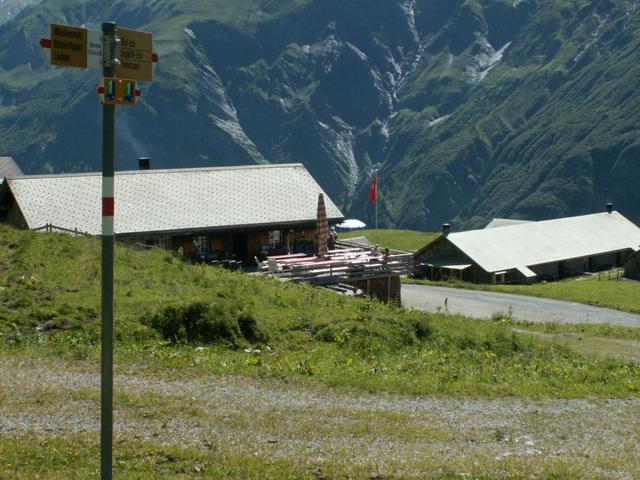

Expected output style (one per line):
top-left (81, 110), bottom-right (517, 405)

top-left (50, 24), bottom-right (87, 68)
top-left (117, 28), bottom-right (153, 82)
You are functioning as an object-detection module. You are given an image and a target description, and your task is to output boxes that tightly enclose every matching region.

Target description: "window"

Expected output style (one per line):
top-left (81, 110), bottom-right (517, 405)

top-left (193, 235), bottom-right (209, 254)
top-left (268, 230), bottom-right (281, 248)
top-left (157, 237), bottom-right (171, 251)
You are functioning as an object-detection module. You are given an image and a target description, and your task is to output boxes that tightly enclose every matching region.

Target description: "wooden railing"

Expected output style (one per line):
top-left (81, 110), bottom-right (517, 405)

top-left (274, 253), bottom-right (414, 285)
top-left (32, 223), bottom-right (90, 237)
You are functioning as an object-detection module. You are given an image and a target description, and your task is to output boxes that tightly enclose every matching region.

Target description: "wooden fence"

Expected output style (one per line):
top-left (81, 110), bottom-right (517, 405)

top-left (274, 253), bottom-right (414, 285)
top-left (32, 223), bottom-right (90, 237)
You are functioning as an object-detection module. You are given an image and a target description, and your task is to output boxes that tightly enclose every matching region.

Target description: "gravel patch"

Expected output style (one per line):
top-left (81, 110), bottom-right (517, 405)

top-left (1, 356), bottom-right (639, 478)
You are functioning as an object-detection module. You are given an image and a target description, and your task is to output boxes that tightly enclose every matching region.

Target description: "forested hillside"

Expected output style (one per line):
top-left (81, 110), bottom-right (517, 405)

top-left (1, 0), bottom-right (639, 229)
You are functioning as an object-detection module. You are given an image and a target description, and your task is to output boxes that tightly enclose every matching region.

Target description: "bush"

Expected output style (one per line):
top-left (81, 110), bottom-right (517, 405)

top-left (148, 302), bottom-right (268, 347)
top-left (413, 317), bottom-right (434, 340)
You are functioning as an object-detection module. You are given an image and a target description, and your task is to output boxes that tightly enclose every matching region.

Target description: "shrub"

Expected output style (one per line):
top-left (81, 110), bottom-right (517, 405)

top-left (413, 317), bottom-right (434, 340)
top-left (147, 302), bottom-right (268, 347)
top-left (237, 313), bottom-right (268, 343)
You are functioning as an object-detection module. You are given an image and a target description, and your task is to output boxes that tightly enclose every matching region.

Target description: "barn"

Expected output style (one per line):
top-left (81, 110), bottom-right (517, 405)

top-left (414, 206), bottom-right (640, 284)
top-left (0, 162), bottom-right (344, 264)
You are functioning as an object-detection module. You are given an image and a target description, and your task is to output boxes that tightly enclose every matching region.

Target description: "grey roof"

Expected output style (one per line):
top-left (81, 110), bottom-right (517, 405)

top-left (340, 236), bottom-right (372, 247)
top-left (446, 212), bottom-right (640, 274)
top-left (7, 163), bottom-right (344, 236)
top-left (484, 218), bottom-right (533, 229)
top-left (0, 157), bottom-right (23, 181)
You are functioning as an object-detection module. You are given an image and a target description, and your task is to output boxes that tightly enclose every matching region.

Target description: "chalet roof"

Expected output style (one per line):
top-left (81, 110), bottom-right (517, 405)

top-left (0, 157), bottom-right (23, 181)
top-left (7, 163), bottom-right (344, 236)
top-left (443, 211), bottom-right (640, 274)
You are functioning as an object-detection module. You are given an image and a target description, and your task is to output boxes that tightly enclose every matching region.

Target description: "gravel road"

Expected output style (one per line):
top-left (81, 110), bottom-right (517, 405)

top-left (1, 356), bottom-right (639, 478)
top-left (402, 284), bottom-right (640, 327)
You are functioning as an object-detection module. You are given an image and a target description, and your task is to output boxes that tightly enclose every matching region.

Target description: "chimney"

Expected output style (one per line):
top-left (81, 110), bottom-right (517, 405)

top-left (606, 202), bottom-right (613, 214)
top-left (442, 223), bottom-right (451, 237)
top-left (138, 157), bottom-right (150, 170)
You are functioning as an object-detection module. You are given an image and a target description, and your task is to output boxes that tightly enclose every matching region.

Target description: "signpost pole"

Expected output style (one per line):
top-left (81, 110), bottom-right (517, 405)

top-left (40, 19), bottom-right (154, 479)
top-left (100, 21), bottom-right (117, 480)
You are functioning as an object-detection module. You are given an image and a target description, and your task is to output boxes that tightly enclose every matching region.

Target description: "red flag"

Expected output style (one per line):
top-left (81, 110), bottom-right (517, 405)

top-left (369, 174), bottom-right (377, 205)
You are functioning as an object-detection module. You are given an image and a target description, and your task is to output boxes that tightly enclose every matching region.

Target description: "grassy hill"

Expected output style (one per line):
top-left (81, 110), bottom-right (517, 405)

top-left (1, 223), bottom-right (638, 399)
top-left (339, 228), bottom-right (439, 252)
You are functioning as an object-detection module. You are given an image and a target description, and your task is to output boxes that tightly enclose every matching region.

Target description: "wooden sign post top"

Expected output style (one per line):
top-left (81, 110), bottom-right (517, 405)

top-left (50, 24), bottom-right (88, 68)
top-left (117, 28), bottom-right (153, 82)
top-left (44, 24), bottom-right (154, 82)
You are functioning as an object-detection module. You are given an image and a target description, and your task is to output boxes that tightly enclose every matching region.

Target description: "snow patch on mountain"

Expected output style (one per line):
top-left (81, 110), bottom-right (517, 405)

top-left (318, 120), bottom-right (359, 194)
top-left (399, 0), bottom-right (420, 43)
top-left (466, 39), bottom-right (511, 83)
top-left (208, 115), bottom-right (266, 162)
top-left (428, 114), bottom-right (451, 127)
top-left (574, 13), bottom-right (608, 63)
top-left (191, 56), bottom-right (267, 163)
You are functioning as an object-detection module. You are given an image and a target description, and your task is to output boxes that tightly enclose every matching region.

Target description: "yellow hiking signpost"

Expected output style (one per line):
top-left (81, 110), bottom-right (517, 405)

top-left (117, 27), bottom-right (153, 81)
top-left (50, 23), bottom-right (88, 68)
top-left (41, 21), bottom-right (156, 480)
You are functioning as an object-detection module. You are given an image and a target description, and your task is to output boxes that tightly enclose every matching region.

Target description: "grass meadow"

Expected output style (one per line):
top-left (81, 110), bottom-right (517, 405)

top-left (1, 224), bottom-right (638, 399)
top-left (339, 228), bottom-right (439, 252)
top-left (1, 224), bottom-right (639, 478)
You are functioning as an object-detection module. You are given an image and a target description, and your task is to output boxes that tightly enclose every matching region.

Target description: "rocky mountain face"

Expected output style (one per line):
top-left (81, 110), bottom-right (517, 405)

top-left (0, 0), bottom-right (38, 24)
top-left (1, 0), bottom-right (640, 230)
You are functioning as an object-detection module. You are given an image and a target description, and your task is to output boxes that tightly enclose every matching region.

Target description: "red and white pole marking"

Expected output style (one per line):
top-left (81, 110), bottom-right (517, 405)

top-left (102, 177), bottom-right (115, 236)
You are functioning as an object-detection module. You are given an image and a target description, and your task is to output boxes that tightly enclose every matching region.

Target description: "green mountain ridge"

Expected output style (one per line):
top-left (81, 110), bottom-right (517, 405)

top-left (1, 0), bottom-right (639, 230)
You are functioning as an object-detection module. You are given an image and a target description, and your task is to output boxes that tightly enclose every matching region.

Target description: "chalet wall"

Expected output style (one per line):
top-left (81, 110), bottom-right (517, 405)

top-left (5, 203), bottom-right (27, 229)
top-left (624, 254), bottom-right (640, 280)
top-left (559, 257), bottom-right (585, 277)
top-left (414, 237), bottom-right (454, 265)
top-left (530, 262), bottom-right (560, 280)
top-left (590, 252), bottom-right (619, 270)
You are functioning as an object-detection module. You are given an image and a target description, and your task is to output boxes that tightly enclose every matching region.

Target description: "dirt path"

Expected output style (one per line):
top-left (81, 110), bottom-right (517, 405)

top-left (1, 355), bottom-right (639, 478)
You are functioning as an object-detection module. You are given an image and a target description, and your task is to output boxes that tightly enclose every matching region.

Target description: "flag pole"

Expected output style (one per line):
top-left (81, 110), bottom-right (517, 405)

top-left (374, 168), bottom-right (378, 244)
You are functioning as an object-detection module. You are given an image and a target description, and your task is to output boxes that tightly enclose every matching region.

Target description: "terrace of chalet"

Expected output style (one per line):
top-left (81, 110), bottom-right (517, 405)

top-left (258, 241), bottom-right (413, 302)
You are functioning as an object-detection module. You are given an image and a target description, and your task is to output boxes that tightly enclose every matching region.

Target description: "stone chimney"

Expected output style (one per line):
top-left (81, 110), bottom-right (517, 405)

top-left (138, 157), bottom-right (150, 170)
top-left (606, 202), bottom-right (613, 214)
top-left (442, 223), bottom-right (451, 237)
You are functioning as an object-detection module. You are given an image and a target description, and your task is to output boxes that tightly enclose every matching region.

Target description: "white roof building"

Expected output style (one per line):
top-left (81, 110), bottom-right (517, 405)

top-left (416, 210), bottom-right (640, 283)
top-left (1, 163), bottom-right (344, 236)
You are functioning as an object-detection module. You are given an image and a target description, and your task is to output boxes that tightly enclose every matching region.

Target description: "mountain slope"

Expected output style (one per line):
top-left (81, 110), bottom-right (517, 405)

top-left (0, 0), bottom-right (38, 24)
top-left (1, 0), bottom-right (640, 229)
